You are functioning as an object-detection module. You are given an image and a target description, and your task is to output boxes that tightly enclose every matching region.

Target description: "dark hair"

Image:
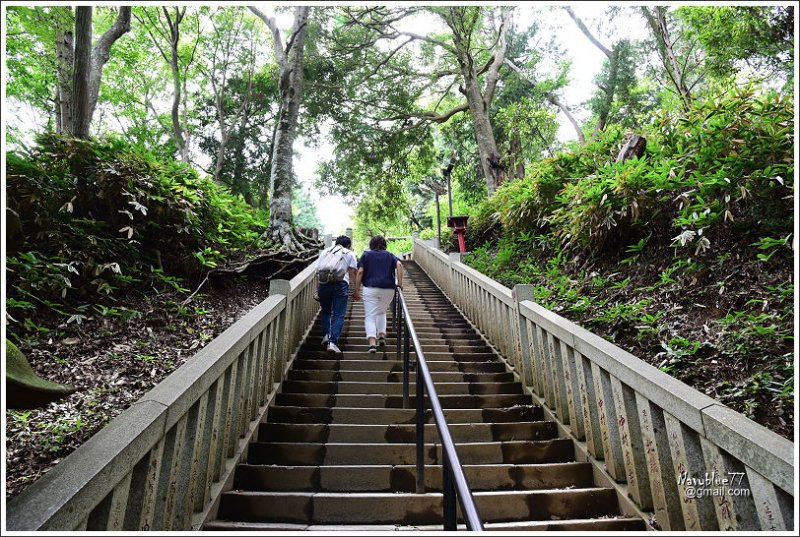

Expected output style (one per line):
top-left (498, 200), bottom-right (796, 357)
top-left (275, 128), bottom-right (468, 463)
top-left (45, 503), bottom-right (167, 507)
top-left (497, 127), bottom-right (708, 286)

top-left (369, 235), bottom-right (387, 250)
top-left (335, 235), bottom-right (352, 249)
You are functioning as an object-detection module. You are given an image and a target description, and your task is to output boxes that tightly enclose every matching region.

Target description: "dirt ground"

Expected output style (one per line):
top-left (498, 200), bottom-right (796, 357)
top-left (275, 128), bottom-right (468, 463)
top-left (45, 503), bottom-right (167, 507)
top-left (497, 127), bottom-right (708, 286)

top-left (5, 277), bottom-right (270, 498)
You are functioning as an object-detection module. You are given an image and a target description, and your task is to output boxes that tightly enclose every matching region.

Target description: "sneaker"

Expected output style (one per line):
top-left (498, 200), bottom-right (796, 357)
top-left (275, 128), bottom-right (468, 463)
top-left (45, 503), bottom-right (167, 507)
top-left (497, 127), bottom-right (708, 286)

top-left (378, 335), bottom-right (386, 347)
top-left (321, 334), bottom-right (329, 346)
top-left (327, 342), bottom-right (342, 354)
top-left (368, 344), bottom-right (377, 353)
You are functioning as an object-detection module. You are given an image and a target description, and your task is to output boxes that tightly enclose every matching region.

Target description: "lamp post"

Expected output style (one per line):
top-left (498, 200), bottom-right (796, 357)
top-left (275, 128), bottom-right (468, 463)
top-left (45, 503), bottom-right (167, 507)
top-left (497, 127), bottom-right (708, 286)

top-left (434, 192), bottom-right (441, 247)
top-left (422, 177), bottom-right (447, 249)
top-left (443, 159), bottom-right (454, 218)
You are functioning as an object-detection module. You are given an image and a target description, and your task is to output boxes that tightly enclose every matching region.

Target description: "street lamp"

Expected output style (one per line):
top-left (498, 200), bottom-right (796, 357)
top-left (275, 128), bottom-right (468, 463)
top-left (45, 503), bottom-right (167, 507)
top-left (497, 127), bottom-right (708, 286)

top-left (421, 177), bottom-right (447, 249)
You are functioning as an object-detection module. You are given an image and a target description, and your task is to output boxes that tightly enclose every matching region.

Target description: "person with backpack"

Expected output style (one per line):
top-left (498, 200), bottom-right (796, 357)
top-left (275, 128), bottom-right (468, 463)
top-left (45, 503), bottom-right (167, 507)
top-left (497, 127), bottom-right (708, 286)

top-left (353, 235), bottom-right (404, 353)
top-left (316, 235), bottom-right (358, 354)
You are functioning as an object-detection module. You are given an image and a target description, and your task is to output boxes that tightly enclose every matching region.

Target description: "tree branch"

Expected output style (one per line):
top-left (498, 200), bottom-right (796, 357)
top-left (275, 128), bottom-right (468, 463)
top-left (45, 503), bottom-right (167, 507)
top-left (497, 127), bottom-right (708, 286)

top-left (482, 8), bottom-right (509, 108)
top-left (93, 7), bottom-right (131, 65)
top-left (392, 29), bottom-right (457, 56)
top-left (504, 58), bottom-right (585, 144)
top-left (386, 101), bottom-right (469, 124)
top-left (249, 6), bottom-right (286, 69)
top-left (564, 6), bottom-right (612, 58)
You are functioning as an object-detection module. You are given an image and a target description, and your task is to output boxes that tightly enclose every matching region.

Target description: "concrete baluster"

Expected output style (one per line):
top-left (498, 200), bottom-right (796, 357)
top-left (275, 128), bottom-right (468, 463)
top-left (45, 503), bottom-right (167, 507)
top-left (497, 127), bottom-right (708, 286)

top-left (511, 285), bottom-right (534, 391)
top-left (609, 377), bottom-right (651, 510)
top-left (181, 393), bottom-right (211, 528)
top-left (590, 363), bottom-right (625, 481)
top-left (663, 413), bottom-right (718, 530)
top-left (229, 352), bottom-right (246, 451)
top-left (699, 438), bottom-right (759, 530)
top-left (85, 470), bottom-right (132, 530)
top-left (153, 415), bottom-right (188, 530)
top-left (548, 334), bottom-right (570, 424)
top-left (573, 351), bottom-right (603, 458)
top-left (198, 380), bottom-right (223, 511)
top-left (636, 393), bottom-right (685, 530)
top-left (745, 466), bottom-right (793, 530)
top-left (269, 279), bottom-right (291, 382)
top-left (560, 342), bottom-right (585, 439)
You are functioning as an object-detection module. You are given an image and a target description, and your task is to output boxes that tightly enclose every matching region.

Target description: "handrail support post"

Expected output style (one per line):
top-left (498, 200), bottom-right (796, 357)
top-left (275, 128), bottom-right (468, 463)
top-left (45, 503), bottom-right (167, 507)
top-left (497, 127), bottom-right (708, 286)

top-left (416, 369), bottom-right (425, 494)
top-left (443, 451), bottom-right (457, 531)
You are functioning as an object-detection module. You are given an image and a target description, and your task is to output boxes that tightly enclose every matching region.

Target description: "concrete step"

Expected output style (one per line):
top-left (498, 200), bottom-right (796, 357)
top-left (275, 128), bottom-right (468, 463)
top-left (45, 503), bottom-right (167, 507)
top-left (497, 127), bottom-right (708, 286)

top-left (309, 329), bottom-right (480, 339)
top-left (274, 392), bottom-right (531, 409)
top-left (300, 343), bottom-right (494, 354)
top-left (311, 320), bottom-right (473, 330)
top-left (295, 351), bottom-right (498, 361)
top-left (258, 421), bottom-right (557, 444)
top-left (234, 461), bottom-right (592, 492)
top-left (266, 406), bottom-right (545, 425)
top-left (280, 380), bottom-right (523, 396)
top-left (287, 369), bottom-right (515, 384)
top-left (301, 342), bottom-right (453, 353)
top-left (291, 359), bottom-right (508, 373)
top-left (215, 488), bottom-right (616, 525)
top-left (307, 336), bottom-right (486, 345)
top-left (204, 517), bottom-right (647, 531)
top-left (246, 439), bottom-right (574, 466)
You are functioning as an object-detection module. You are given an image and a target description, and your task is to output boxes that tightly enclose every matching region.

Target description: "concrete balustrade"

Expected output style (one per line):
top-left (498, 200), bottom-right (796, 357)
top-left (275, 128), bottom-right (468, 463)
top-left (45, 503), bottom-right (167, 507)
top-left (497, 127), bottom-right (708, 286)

top-left (412, 238), bottom-right (794, 531)
top-left (6, 261), bottom-right (320, 531)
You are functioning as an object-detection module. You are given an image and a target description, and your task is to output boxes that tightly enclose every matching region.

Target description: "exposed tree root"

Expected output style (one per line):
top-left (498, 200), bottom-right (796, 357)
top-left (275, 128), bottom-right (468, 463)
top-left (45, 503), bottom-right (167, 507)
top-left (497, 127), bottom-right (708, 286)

top-left (181, 230), bottom-right (321, 306)
top-left (261, 221), bottom-right (321, 253)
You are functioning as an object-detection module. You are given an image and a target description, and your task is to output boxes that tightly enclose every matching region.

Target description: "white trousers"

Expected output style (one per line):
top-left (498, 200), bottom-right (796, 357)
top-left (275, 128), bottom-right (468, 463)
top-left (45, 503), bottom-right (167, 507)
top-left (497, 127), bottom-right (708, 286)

top-left (362, 287), bottom-right (395, 340)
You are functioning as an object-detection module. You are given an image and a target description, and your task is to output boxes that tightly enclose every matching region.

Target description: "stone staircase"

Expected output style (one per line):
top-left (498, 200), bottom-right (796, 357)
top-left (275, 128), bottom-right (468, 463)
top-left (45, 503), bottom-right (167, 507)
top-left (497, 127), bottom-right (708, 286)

top-left (205, 262), bottom-right (647, 531)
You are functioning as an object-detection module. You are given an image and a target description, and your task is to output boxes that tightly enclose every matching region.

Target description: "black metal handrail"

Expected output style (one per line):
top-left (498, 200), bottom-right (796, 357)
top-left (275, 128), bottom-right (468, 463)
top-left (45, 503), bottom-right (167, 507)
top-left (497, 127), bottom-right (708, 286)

top-left (392, 287), bottom-right (484, 531)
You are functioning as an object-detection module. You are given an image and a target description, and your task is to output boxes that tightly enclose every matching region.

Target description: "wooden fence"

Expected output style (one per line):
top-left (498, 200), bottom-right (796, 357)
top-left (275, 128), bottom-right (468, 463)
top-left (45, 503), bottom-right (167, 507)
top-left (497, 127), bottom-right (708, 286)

top-left (6, 262), bottom-right (320, 531)
top-left (413, 238), bottom-right (794, 531)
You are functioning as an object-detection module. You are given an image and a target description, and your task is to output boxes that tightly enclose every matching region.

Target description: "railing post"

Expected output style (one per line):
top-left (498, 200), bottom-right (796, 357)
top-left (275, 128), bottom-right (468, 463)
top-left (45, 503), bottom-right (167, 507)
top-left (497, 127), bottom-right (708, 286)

top-left (399, 292), bottom-right (410, 409)
top-left (511, 285), bottom-right (534, 390)
top-left (443, 453), bottom-right (456, 530)
top-left (268, 280), bottom-right (291, 381)
top-left (447, 252), bottom-right (460, 307)
top-left (416, 368), bottom-right (425, 494)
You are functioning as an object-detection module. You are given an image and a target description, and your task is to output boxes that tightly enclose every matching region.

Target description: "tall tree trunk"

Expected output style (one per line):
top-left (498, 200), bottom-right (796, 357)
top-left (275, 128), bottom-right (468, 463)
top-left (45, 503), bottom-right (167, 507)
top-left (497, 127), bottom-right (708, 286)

top-left (162, 8), bottom-right (189, 162)
top-left (642, 7), bottom-right (692, 109)
top-left (56, 29), bottom-right (74, 134)
top-left (213, 130), bottom-right (229, 183)
top-left (251, 6), bottom-right (313, 249)
top-left (53, 91), bottom-right (62, 133)
top-left (446, 7), bottom-right (509, 196)
top-left (87, 7), bottom-right (131, 125)
top-left (170, 55), bottom-right (186, 160)
top-left (508, 133), bottom-right (525, 180)
top-left (592, 47), bottom-right (620, 141)
top-left (72, 7), bottom-right (93, 138)
top-left (268, 7), bottom-right (309, 245)
top-left (461, 71), bottom-right (504, 194)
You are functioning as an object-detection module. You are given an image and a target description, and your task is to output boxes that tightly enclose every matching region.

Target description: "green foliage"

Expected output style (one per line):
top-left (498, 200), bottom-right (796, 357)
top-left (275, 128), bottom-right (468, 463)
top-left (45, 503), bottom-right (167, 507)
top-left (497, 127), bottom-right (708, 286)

top-left (676, 6), bottom-right (794, 84)
top-left (6, 135), bottom-right (267, 335)
top-left (5, 7), bottom-right (72, 115)
top-left (464, 87), bottom-right (793, 255)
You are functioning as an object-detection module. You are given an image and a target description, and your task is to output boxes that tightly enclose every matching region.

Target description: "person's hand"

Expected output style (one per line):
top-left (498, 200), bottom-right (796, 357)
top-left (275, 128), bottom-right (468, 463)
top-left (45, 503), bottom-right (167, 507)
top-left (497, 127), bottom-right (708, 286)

top-left (353, 290), bottom-right (362, 301)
